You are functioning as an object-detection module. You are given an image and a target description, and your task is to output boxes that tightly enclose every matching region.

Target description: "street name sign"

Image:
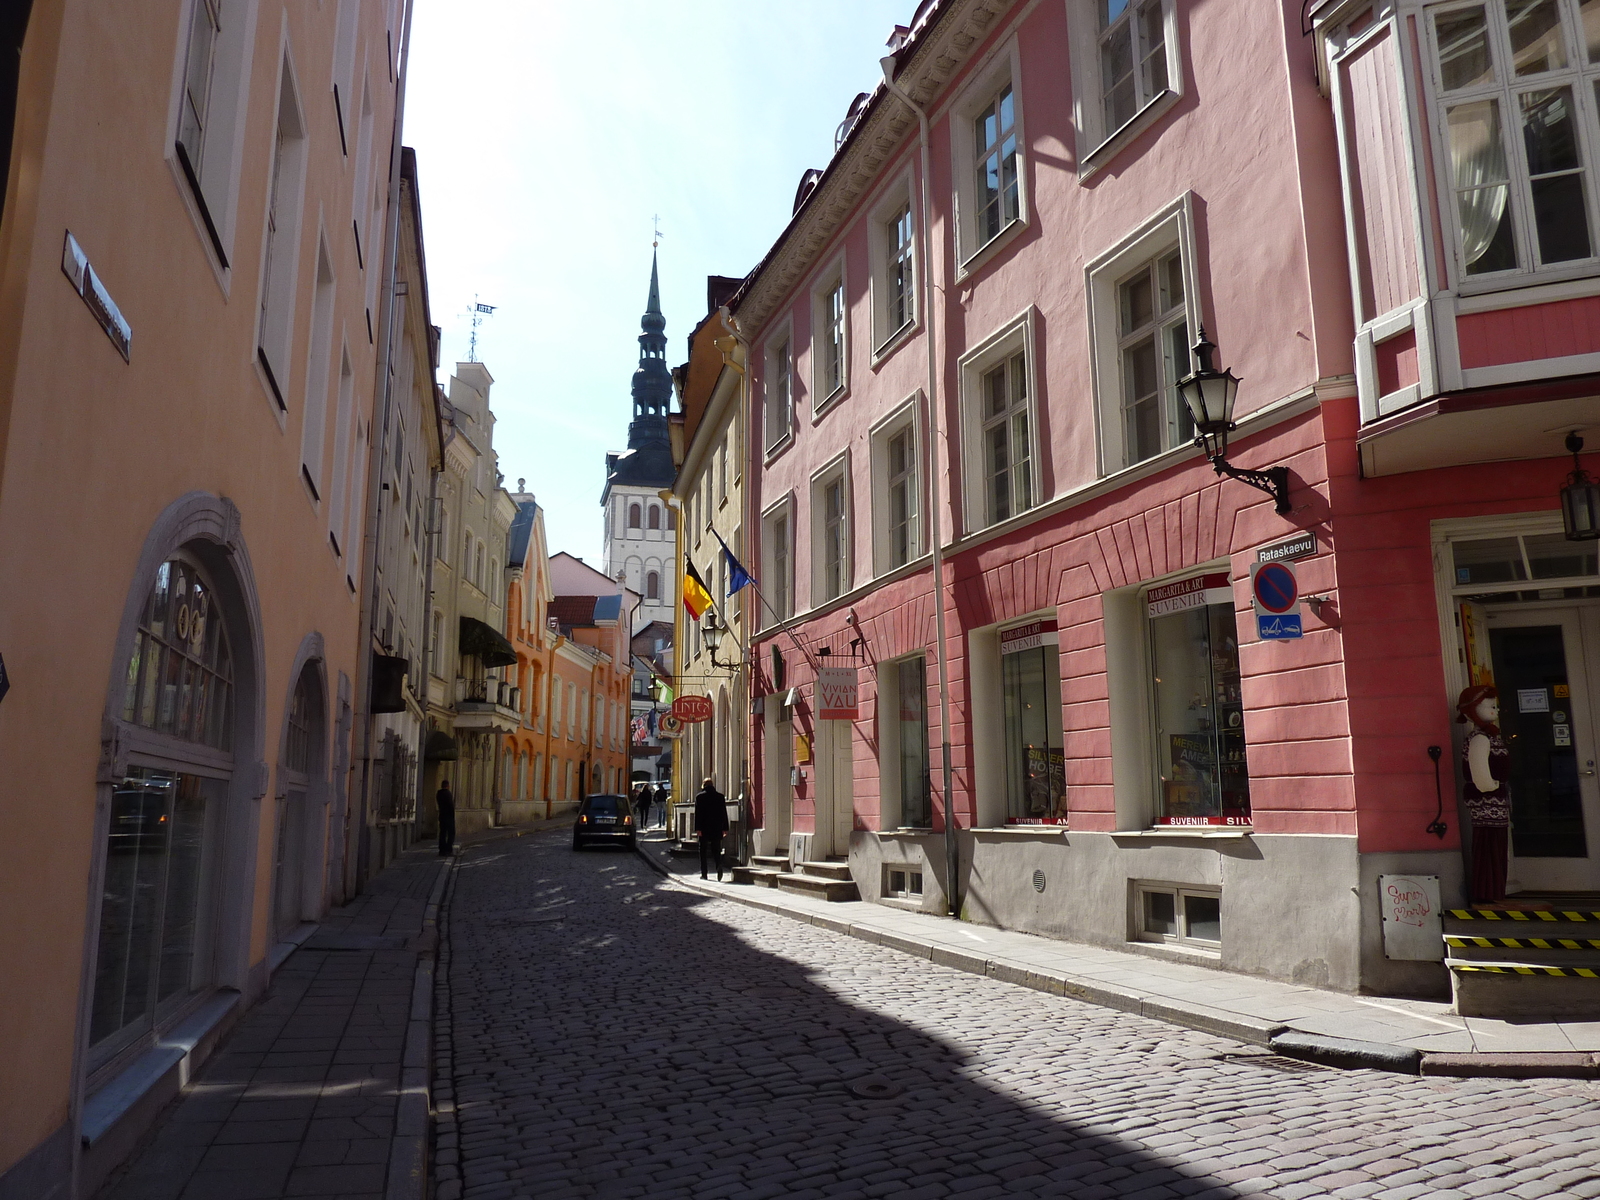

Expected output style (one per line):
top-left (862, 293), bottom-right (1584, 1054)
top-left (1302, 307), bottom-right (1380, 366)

top-left (1255, 531), bottom-right (1316, 564)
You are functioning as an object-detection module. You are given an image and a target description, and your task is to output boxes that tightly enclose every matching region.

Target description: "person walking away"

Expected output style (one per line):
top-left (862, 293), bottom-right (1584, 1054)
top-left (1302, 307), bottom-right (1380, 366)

top-left (694, 777), bottom-right (728, 880)
top-left (637, 782), bottom-right (656, 829)
top-left (437, 780), bottom-right (457, 857)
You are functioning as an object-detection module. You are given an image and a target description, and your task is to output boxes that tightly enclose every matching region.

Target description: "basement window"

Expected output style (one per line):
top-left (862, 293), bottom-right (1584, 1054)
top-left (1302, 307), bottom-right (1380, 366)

top-left (886, 868), bottom-right (923, 899)
top-left (1136, 884), bottom-right (1221, 949)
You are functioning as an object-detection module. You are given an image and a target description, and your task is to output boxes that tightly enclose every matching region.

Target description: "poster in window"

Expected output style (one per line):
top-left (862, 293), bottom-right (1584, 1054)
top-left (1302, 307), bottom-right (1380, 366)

top-left (1012, 744), bottom-right (1068, 824)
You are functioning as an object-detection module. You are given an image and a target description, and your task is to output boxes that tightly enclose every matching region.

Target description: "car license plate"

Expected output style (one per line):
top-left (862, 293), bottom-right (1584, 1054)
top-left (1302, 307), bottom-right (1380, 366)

top-left (596, 817), bottom-right (616, 825)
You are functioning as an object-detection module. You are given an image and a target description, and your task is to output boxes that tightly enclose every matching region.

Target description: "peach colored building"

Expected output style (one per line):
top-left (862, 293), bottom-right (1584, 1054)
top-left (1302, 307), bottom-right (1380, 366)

top-left (0, 0), bottom-right (414, 1192)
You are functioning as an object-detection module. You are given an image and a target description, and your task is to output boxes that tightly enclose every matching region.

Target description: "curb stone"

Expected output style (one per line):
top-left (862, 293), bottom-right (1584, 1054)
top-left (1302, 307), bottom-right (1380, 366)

top-left (1419, 1052), bottom-right (1600, 1079)
top-left (1269, 1030), bottom-right (1422, 1074)
top-left (385, 855), bottom-right (451, 1200)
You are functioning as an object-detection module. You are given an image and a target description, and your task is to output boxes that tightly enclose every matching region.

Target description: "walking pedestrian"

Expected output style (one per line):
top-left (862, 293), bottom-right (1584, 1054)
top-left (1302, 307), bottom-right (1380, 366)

top-left (637, 782), bottom-right (655, 829)
top-left (437, 780), bottom-right (456, 857)
top-left (694, 776), bottom-right (728, 880)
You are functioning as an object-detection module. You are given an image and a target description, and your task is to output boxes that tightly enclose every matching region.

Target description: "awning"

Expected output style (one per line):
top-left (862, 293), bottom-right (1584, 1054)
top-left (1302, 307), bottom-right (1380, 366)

top-left (458, 615), bottom-right (517, 668)
top-left (424, 731), bottom-right (459, 761)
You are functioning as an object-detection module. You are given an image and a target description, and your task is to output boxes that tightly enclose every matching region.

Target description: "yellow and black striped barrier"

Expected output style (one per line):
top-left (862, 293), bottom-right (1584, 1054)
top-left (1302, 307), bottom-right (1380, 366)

top-left (1447, 908), bottom-right (1600, 922)
top-left (1450, 963), bottom-right (1600, 977)
top-left (1446, 935), bottom-right (1600, 950)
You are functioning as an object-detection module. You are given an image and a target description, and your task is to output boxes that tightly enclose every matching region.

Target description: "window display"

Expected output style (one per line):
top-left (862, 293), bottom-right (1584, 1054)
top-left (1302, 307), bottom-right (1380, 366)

top-left (1148, 586), bottom-right (1250, 826)
top-left (1001, 620), bottom-right (1066, 823)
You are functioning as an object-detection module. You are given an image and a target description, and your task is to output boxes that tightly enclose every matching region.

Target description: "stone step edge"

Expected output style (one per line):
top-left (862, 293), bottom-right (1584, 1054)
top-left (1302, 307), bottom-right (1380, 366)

top-left (636, 844), bottom-right (1600, 1079)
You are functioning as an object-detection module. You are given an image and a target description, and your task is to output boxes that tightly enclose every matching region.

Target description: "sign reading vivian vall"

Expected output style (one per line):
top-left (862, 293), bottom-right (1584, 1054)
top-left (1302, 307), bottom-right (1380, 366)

top-left (817, 666), bottom-right (859, 720)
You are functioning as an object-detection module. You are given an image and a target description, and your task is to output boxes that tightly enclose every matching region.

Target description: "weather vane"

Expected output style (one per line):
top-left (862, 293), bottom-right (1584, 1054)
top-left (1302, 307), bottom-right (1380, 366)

top-left (653, 214), bottom-right (663, 249)
top-left (466, 294), bottom-right (495, 362)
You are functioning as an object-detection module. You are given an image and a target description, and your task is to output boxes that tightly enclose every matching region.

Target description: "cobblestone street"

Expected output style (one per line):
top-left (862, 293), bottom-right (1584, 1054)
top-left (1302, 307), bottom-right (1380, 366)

top-left (435, 830), bottom-right (1600, 1200)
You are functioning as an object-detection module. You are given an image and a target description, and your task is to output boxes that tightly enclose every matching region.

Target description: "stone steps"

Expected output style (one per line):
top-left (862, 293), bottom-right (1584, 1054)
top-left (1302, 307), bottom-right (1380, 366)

top-left (775, 872), bottom-right (860, 902)
top-left (1443, 902), bottom-right (1600, 1018)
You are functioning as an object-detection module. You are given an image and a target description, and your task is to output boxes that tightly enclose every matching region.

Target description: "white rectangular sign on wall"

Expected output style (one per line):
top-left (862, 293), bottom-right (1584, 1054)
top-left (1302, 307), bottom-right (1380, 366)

top-left (1378, 874), bottom-right (1444, 961)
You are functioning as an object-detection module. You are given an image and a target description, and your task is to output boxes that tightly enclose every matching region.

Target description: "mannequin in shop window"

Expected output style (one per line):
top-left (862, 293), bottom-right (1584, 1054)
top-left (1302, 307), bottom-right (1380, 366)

top-left (1457, 684), bottom-right (1510, 904)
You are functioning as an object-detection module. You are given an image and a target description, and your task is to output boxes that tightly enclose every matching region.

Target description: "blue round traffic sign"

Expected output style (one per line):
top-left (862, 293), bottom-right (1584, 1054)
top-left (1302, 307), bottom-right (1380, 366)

top-left (1254, 562), bottom-right (1298, 614)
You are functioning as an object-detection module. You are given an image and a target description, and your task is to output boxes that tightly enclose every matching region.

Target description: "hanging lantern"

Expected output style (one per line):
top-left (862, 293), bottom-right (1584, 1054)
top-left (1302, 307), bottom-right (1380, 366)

top-left (1561, 432), bottom-right (1600, 541)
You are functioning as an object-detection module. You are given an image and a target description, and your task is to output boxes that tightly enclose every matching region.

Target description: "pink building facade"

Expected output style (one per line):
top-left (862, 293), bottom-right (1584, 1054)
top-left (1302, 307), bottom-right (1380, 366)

top-left (737, 0), bottom-right (1600, 999)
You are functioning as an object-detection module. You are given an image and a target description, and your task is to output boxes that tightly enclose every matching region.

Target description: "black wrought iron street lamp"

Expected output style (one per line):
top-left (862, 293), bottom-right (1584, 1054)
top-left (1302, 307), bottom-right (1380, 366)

top-left (1176, 329), bottom-right (1291, 516)
top-left (700, 610), bottom-right (739, 672)
top-left (1561, 431), bottom-right (1600, 541)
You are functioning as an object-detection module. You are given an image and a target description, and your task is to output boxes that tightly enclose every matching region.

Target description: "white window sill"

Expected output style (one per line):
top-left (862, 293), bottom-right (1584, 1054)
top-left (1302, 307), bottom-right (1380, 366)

top-left (878, 895), bottom-right (927, 911)
top-left (971, 825), bottom-right (1068, 837)
top-left (812, 385), bottom-right (849, 422)
top-left (1078, 89), bottom-right (1181, 183)
top-left (762, 437), bottom-right (793, 464)
top-left (1126, 937), bottom-right (1223, 964)
top-left (1455, 269), bottom-right (1600, 312)
top-left (1110, 828), bottom-right (1253, 840)
top-left (955, 216), bottom-right (1028, 284)
top-left (871, 319), bottom-right (919, 368)
top-left (877, 826), bottom-right (936, 838)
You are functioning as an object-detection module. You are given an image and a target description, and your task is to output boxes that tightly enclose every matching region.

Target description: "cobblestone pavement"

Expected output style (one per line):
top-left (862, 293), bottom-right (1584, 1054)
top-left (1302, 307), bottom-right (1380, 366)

top-left (437, 830), bottom-right (1600, 1200)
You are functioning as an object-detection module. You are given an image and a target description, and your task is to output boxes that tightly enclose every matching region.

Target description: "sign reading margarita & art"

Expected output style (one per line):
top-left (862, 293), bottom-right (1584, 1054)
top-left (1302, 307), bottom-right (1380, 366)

top-left (1146, 572), bottom-right (1232, 618)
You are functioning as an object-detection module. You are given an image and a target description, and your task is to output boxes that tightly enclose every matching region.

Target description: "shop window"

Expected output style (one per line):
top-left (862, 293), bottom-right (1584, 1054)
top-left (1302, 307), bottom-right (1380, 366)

top-left (1136, 884), bottom-right (1222, 948)
top-left (1000, 620), bottom-right (1066, 823)
top-left (892, 655), bottom-right (932, 828)
top-left (1453, 529), bottom-right (1600, 601)
top-left (90, 766), bottom-right (222, 1061)
top-left (1146, 576), bottom-right (1250, 826)
top-left (120, 559), bottom-right (234, 750)
top-left (885, 867), bottom-right (924, 899)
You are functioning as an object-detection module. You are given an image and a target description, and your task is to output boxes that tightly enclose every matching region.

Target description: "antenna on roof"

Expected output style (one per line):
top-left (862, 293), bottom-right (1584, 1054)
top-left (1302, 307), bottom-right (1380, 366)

top-left (466, 294), bottom-right (496, 362)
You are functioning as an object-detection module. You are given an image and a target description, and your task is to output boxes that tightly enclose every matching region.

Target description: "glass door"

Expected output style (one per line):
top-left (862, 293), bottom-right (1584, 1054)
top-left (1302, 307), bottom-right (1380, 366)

top-left (1486, 607), bottom-right (1600, 892)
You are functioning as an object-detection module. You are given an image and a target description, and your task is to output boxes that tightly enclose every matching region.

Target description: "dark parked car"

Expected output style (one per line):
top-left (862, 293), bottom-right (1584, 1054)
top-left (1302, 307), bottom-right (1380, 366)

top-left (572, 794), bottom-right (636, 850)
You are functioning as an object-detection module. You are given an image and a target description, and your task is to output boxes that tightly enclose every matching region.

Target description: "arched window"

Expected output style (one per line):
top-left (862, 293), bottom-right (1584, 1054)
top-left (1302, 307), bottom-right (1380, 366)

top-left (475, 543), bottom-right (485, 590)
top-left (628, 503), bottom-right (642, 529)
top-left (666, 507), bottom-right (677, 531)
top-left (463, 530), bottom-right (473, 570)
top-left (648, 504), bottom-right (661, 530)
top-left (646, 571), bottom-right (660, 600)
top-left (121, 558), bottom-right (234, 748)
top-left (430, 610), bottom-right (442, 661)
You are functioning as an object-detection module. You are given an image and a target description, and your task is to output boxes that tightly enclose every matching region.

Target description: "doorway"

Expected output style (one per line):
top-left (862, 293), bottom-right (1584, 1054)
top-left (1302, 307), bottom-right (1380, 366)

top-left (812, 719), bottom-right (854, 859)
top-left (1486, 605), bottom-right (1600, 892)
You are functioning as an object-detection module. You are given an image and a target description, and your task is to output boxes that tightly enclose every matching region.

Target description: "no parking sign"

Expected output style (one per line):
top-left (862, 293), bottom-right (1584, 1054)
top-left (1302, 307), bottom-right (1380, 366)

top-left (1250, 559), bottom-right (1302, 640)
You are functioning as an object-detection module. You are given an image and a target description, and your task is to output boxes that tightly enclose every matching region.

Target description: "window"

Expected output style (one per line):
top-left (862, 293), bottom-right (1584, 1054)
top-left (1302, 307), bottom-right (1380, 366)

top-left (980, 351), bottom-right (1032, 526)
top-left (1137, 884), bottom-right (1222, 948)
top-left (1427, 0), bottom-right (1600, 281)
top-left (1000, 619), bottom-right (1065, 824)
top-left (173, 0), bottom-right (253, 266)
top-left (887, 203), bottom-right (915, 336)
top-left (813, 465), bottom-right (850, 603)
top-left (814, 271), bottom-right (848, 406)
top-left (475, 543), bottom-right (485, 591)
top-left (1117, 250), bottom-right (1193, 465)
top-left (257, 62), bottom-right (308, 409)
top-left (762, 502), bottom-right (794, 625)
top-left (1146, 576), bottom-right (1250, 826)
top-left (885, 867), bottom-right (925, 900)
top-left (766, 334), bottom-right (793, 449)
top-left (718, 438), bottom-right (728, 503)
top-left (887, 426), bottom-right (918, 569)
top-left (648, 504), bottom-right (660, 530)
top-left (646, 570), bottom-right (660, 600)
top-left (1100, 0), bottom-right (1169, 133)
top-left (974, 85), bottom-right (1020, 247)
top-left (629, 503), bottom-right (642, 529)
top-left (666, 506), bottom-right (677, 531)
top-left (896, 656), bottom-right (931, 828)
top-left (120, 559), bottom-right (235, 749)
top-left (1087, 196), bottom-right (1200, 473)
top-left (430, 610), bottom-right (442, 666)
top-left (300, 243), bottom-right (336, 499)
top-left (871, 404), bottom-right (922, 574)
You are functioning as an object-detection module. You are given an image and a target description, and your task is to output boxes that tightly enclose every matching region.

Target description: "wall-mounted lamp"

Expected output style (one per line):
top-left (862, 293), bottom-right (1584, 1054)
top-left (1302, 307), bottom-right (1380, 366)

top-left (1176, 329), bottom-right (1291, 516)
top-left (700, 610), bottom-right (739, 672)
top-left (1561, 431), bottom-right (1600, 541)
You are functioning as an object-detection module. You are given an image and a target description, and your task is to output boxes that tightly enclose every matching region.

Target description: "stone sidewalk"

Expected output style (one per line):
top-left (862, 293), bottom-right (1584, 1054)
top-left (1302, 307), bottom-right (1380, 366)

top-left (96, 818), bottom-right (567, 1200)
top-left (635, 832), bottom-right (1600, 1074)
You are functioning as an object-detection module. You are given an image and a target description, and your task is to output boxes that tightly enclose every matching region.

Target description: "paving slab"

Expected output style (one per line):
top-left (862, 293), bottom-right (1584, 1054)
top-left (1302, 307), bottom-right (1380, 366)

top-left (634, 832), bottom-right (1600, 1071)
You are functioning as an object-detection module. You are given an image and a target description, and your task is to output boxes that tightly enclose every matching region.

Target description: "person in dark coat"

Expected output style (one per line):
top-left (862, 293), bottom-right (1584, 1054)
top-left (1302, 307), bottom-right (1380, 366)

top-left (693, 777), bottom-right (729, 880)
top-left (637, 782), bottom-right (656, 828)
top-left (436, 780), bottom-right (456, 857)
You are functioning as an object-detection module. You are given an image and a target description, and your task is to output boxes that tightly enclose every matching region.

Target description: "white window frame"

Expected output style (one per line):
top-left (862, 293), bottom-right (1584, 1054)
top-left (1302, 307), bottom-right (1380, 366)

top-left (870, 396), bottom-right (925, 576)
top-left (810, 454), bottom-right (852, 605)
top-left (256, 53), bottom-right (309, 414)
top-left (763, 321), bottom-right (795, 455)
top-left (867, 170), bottom-right (918, 357)
top-left (1134, 882), bottom-right (1222, 950)
top-left (811, 259), bottom-right (850, 415)
top-left (884, 866), bottom-right (925, 900)
top-left (761, 494), bottom-right (796, 628)
top-left (300, 238), bottom-right (336, 503)
top-left (1420, 0), bottom-right (1600, 292)
top-left (1068, 0), bottom-right (1182, 179)
top-left (950, 37), bottom-right (1029, 277)
top-left (958, 309), bottom-right (1042, 534)
top-left (168, 0), bottom-right (258, 276)
top-left (1086, 194), bottom-right (1201, 476)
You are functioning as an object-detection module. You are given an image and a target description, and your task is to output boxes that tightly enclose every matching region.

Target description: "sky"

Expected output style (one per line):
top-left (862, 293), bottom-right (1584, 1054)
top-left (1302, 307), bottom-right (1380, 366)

top-left (403, 0), bottom-right (913, 565)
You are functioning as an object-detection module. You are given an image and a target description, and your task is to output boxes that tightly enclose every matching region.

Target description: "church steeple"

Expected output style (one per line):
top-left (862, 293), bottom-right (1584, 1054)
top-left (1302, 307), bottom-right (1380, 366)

top-left (629, 250), bottom-right (671, 449)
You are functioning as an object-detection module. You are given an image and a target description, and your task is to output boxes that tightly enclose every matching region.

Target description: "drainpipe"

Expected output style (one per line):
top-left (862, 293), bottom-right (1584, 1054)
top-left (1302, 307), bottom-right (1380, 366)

top-left (881, 56), bottom-right (960, 920)
top-left (348, 0), bottom-right (418, 900)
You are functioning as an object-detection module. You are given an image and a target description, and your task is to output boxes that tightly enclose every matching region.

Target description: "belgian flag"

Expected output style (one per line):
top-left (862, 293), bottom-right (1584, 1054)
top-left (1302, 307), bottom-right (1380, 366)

top-left (682, 559), bottom-right (714, 621)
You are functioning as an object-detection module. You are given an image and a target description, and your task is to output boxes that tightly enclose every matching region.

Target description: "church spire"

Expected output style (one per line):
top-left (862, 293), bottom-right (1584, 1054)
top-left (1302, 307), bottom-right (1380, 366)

top-left (628, 250), bottom-right (671, 449)
top-left (646, 249), bottom-right (662, 318)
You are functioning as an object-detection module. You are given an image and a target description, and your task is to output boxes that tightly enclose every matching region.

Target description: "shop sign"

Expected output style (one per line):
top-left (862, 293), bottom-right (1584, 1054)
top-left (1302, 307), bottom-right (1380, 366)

top-left (61, 231), bottom-right (131, 361)
top-left (817, 666), bottom-right (859, 720)
top-left (1250, 560), bottom-right (1302, 640)
top-left (1379, 874), bottom-right (1443, 961)
top-left (670, 695), bottom-right (713, 723)
top-left (1255, 531), bottom-right (1316, 564)
top-left (1146, 572), bottom-right (1231, 618)
top-left (999, 619), bottom-right (1059, 656)
top-left (1517, 688), bottom-right (1549, 713)
top-left (657, 713), bottom-right (684, 739)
